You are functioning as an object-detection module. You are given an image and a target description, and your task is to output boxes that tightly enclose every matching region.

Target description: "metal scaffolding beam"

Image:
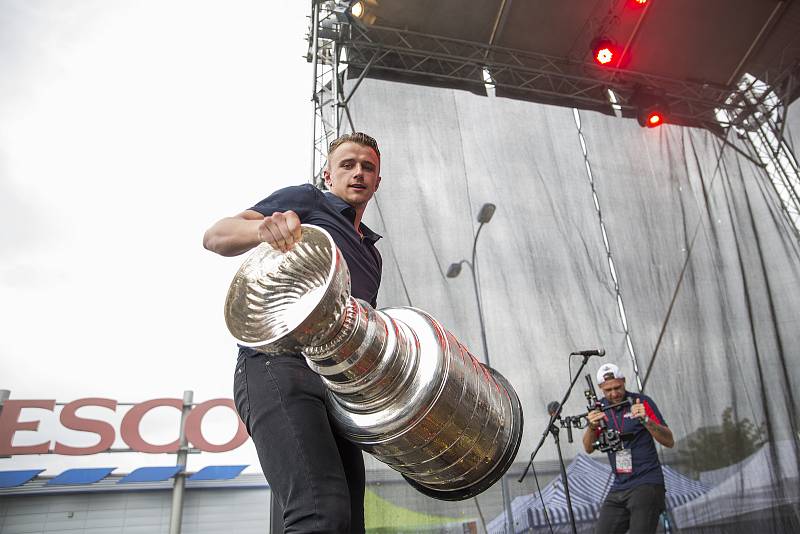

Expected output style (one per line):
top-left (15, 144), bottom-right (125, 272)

top-left (721, 73), bottom-right (800, 240)
top-left (339, 24), bottom-right (800, 132)
top-left (307, 4), bottom-right (800, 240)
top-left (309, 1), bottom-right (363, 187)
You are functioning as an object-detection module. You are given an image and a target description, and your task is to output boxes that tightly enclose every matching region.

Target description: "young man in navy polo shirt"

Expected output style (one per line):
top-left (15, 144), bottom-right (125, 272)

top-left (583, 363), bottom-right (675, 534)
top-left (203, 132), bottom-right (383, 534)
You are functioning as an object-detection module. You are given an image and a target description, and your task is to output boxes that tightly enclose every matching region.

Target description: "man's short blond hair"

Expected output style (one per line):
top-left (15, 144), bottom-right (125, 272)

top-left (327, 132), bottom-right (380, 161)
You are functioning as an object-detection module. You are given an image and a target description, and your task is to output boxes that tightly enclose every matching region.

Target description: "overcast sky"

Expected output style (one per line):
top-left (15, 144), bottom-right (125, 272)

top-left (1, 0), bottom-right (313, 475)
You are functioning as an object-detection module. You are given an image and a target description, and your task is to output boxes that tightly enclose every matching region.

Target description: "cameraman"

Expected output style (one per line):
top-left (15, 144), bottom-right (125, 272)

top-left (583, 363), bottom-right (674, 534)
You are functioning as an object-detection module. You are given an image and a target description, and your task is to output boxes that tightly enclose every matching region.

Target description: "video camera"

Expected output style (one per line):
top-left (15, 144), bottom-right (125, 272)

top-left (583, 374), bottom-right (629, 453)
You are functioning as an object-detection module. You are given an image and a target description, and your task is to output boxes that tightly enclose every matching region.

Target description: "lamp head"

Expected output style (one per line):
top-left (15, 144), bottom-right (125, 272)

top-left (630, 86), bottom-right (669, 128)
top-left (330, 0), bottom-right (363, 23)
top-left (350, 0), bottom-right (364, 18)
top-left (446, 263), bottom-right (462, 278)
top-left (477, 203), bottom-right (496, 224)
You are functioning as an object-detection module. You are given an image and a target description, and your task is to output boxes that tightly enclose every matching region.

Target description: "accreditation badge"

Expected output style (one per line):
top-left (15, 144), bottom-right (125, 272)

top-left (615, 449), bottom-right (633, 474)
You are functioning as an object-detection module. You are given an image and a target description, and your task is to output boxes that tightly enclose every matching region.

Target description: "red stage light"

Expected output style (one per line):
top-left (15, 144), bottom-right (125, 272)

top-left (596, 47), bottom-right (613, 65)
top-left (592, 39), bottom-right (617, 66)
top-left (646, 112), bottom-right (663, 127)
top-left (634, 0), bottom-right (648, 5)
top-left (632, 87), bottom-right (668, 128)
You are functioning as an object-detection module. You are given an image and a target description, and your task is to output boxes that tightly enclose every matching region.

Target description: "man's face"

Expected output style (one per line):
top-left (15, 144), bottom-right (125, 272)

top-left (598, 378), bottom-right (626, 404)
top-left (324, 141), bottom-right (381, 210)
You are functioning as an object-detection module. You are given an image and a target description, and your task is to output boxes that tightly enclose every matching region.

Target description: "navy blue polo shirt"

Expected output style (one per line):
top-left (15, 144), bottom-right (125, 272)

top-left (598, 391), bottom-right (667, 492)
top-left (238, 184), bottom-right (382, 358)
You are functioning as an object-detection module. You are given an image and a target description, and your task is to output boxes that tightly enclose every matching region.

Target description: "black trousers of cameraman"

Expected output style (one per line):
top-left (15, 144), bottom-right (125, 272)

top-left (594, 483), bottom-right (665, 534)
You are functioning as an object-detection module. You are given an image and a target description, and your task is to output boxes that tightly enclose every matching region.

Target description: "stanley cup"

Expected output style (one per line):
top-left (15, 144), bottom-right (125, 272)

top-left (225, 225), bottom-right (523, 500)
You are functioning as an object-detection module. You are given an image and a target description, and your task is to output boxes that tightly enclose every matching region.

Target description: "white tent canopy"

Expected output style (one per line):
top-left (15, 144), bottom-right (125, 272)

top-left (488, 454), bottom-right (708, 533)
top-left (672, 440), bottom-right (800, 528)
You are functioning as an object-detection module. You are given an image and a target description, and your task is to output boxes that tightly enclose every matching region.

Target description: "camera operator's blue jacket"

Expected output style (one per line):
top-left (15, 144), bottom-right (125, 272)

top-left (598, 391), bottom-right (667, 492)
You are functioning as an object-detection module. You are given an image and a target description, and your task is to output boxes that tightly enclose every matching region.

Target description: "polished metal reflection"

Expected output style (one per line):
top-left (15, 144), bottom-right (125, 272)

top-left (225, 227), bottom-right (351, 355)
top-left (225, 225), bottom-right (523, 500)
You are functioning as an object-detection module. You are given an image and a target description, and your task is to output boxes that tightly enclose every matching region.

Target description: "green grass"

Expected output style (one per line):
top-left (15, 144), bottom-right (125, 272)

top-left (364, 488), bottom-right (467, 532)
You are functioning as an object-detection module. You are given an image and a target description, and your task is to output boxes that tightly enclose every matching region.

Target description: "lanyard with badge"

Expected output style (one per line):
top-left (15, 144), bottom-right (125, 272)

top-left (609, 401), bottom-right (633, 474)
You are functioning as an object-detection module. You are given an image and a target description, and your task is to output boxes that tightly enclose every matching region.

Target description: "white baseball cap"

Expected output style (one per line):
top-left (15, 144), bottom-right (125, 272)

top-left (596, 363), bottom-right (624, 385)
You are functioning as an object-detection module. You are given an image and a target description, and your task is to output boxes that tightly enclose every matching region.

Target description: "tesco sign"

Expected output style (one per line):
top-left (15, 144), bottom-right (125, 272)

top-left (0, 398), bottom-right (249, 456)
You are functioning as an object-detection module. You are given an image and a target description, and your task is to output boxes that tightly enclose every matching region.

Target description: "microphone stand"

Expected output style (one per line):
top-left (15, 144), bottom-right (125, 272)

top-left (550, 415), bottom-right (578, 534)
top-left (518, 353), bottom-right (595, 534)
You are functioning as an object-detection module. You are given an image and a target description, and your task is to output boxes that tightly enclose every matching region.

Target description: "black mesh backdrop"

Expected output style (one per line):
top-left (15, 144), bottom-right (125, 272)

top-left (344, 78), bottom-right (800, 534)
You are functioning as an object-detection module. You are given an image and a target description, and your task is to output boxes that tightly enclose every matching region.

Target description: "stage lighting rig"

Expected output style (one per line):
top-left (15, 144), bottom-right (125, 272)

top-left (330, 0), bottom-right (361, 22)
top-left (631, 87), bottom-right (669, 128)
top-left (591, 38), bottom-right (617, 66)
top-left (318, 0), bottom-right (366, 40)
top-left (331, 0), bottom-right (375, 26)
top-left (350, 1), bottom-right (364, 19)
top-left (642, 110), bottom-right (664, 127)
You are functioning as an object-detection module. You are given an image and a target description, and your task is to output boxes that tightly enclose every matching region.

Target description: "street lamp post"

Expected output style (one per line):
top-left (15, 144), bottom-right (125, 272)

top-left (447, 203), bottom-right (514, 533)
top-left (446, 203), bottom-right (495, 365)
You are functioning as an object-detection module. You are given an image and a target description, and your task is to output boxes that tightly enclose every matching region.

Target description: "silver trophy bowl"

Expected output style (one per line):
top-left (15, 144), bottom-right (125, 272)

top-left (225, 225), bottom-right (523, 500)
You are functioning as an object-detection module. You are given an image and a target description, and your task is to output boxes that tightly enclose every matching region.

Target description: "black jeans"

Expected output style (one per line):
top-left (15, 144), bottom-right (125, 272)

top-left (594, 483), bottom-right (665, 534)
top-left (234, 352), bottom-right (365, 534)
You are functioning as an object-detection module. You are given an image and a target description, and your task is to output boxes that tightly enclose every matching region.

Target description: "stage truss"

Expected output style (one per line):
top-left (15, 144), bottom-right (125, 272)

top-left (307, 1), bottom-right (800, 239)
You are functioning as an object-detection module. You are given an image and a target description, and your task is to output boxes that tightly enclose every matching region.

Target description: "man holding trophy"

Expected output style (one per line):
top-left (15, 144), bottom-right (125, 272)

top-left (203, 132), bottom-right (383, 534)
top-left (205, 130), bottom-right (523, 534)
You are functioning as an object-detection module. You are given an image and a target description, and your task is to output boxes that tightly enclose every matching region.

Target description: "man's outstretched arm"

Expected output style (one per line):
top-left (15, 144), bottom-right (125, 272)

top-left (203, 210), bottom-right (302, 256)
